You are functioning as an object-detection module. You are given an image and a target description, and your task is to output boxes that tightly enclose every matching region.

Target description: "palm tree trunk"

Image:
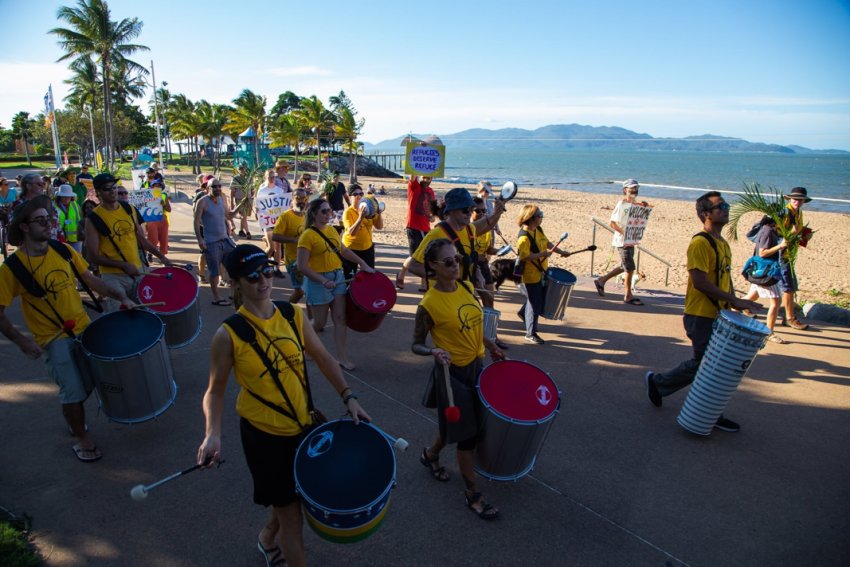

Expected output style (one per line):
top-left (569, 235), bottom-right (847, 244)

top-left (23, 135), bottom-right (32, 166)
top-left (253, 130), bottom-right (260, 168)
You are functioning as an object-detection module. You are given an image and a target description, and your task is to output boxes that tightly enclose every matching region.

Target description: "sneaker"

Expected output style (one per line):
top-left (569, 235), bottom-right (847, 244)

top-left (714, 416), bottom-right (740, 432)
top-left (787, 319), bottom-right (808, 330)
top-left (645, 372), bottom-right (662, 408)
top-left (273, 268), bottom-right (286, 279)
top-left (524, 334), bottom-right (544, 345)
top-left (238, 229), bottom-right (246, 237)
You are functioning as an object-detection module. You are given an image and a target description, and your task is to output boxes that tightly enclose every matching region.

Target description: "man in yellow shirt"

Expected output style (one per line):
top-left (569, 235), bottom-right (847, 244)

top-left (271, 188), bottom-right (308, 304)
top-left (644, 192), bottom-right (761, 433)
top-left (0, 196), bottom-right (135, 462)
top-left (84, 174), bottom-right (172, 310)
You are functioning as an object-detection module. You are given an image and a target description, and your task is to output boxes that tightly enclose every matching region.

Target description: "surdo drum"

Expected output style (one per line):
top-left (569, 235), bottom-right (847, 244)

top-left (345, 271), bottom-right (397, 333)
top-left (475, 360), bottom-right (560, 481)
top-left (677, 310), bottom-right (770, 436)
top-left (294, 419), bottom-right (397, 543)
top-left (79, 309), bottom-right (177, 424)
top-left (136, 266), bottom-right (202, 348)
top-left (542, 267), bottom-right (577, 321)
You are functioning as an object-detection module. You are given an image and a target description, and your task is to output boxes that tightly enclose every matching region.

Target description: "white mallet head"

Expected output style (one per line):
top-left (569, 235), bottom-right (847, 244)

top-left (394, 438), bottom-right (409, 451)
top-left (130, 485), bottom-right (148, 501)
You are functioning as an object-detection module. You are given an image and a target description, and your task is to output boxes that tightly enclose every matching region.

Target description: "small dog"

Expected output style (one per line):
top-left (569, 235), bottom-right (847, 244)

top-left (491, 258), bottom-right (522, 290)
top-left (616, 269), bottom-right (645, 290)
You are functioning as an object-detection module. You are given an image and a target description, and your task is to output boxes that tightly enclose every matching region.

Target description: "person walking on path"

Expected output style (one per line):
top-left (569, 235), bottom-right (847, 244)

top-left (412, 238), bottom-right (505, 520)
top-left (54, 184), bottom-right (83, 253)
top-left (0, 196), bottom-right (135, 462)
top-left (297, 199), bottom-right (374, 371)
top-left (197, 243), bottom-right (369, 567)
top-left (778, 187), bottom-right (812, 331)
top-left (142, 176), bottom-right (171, 257)
top-left (274, 160), bottom-right (292, 193)
top-left (272, 188), bottom-right (309, 305)
top-left (402, 175), bottom-right (436, 291)
top-left (471, 197), bottom-right (508, 349)
top-left (85, 174), bottom-right (171, 311)
top-left (341, 183), bottom-right (382, 280)
top-left (194, 177), bottom-right (236, 307)
top-left (741, 216), bottom-right (788, 344)
top-left (325, 171), bottom-right (351, 234)
top-left (644, 191), bottom-right (761, 432)
top-left (594, 179), bottom-right (648, 305)
top-left (255, 169), bottom-right (287, 278)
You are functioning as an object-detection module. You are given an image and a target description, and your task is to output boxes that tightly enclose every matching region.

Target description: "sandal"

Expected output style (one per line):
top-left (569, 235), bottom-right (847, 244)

top-left (594, 279), bottom-right (605, 297)
top-left (257, 540), bottom-right (286, 567)
top-left (464, 490), bottom-right (499, 520)
top-left (419, 447), bottom-right (450, 482)
top-left (768, 333), bottom-right (787, 344)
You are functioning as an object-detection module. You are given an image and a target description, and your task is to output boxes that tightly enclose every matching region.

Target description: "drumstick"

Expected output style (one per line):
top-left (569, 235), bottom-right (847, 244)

top-left (474, 288), bottom-right (496, 296)
top-left (441, 363), bottom-right (461, 423)
top-left (564, 245), bottom-right (597, 256)
top-left (121, 301), bottom-right (167, 310)
top-left (130, 458), bottom-right (225, 501)
top-left (45, 319), bottom-right (76, 346)
top-left (142, 272), bottom-right (174, 280)
top-left (549, 231), bottom-right (569, 251)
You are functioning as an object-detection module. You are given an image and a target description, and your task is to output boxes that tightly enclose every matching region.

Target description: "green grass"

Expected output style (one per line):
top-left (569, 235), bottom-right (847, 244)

top-left (0, 516), bottom-right (40, 567)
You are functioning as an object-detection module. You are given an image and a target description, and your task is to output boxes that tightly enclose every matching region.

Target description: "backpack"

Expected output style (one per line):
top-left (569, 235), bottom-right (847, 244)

top-left (741, 256), bottom-right (781, 286)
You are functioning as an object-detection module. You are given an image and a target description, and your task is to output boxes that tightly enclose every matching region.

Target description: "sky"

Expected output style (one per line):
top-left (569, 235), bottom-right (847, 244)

top-left (1, 0), bottom-right (849, 150)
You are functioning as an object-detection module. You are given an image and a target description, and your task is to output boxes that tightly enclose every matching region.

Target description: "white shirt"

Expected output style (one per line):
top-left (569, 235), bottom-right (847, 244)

top-left (610, 199), bottom-right (631, 248)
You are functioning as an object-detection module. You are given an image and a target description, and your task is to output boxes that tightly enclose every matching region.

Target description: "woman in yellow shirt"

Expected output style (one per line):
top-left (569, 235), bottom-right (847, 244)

top-left (198, 243), bottom-right (370, 567)
top-left (297, 198), bottom-right (374, 370)
top-left (412, 238), bottom-right (504, 520)
top-left (516, 204), bottom-right (569, 344)
top-left (342, 183), bottom-right (383, 280)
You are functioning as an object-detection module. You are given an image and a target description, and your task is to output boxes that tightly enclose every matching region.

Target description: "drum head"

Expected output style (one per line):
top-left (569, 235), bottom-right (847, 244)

top-left (496, 244), bottom-right (514, 257)
top-left (349, 271), bottom-right (397, 314)
top-left (479, 360), bottom-right (559, 422)
top-left (500, 181), bottom-right (518, 201)
top-left (138, 267), bottom-right (198, 313)
top-left (81, 310), bottom-right (164, 358)
top-left (719, 309), bottom-right (770, 336)
top-left (295, 420), bottom-right (395, 511)
top-left (546, 267), bottom-right (577, 284)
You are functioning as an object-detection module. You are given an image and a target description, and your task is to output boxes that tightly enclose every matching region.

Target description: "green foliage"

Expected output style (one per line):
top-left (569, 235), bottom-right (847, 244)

top-left (0, 513), bottom-right (40, 567)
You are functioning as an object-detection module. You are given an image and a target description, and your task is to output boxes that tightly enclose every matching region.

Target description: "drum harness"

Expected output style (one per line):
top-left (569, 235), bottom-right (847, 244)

top-left (5, 240), bottom-right (104, 338)
top-left (436, 222), bottom-right (478, 282)
top-left (223, 300), bottom-right (326, 434)
top-left (87, 202), bottom-right (150, 268)
top-left (692, 232), bottom-right (733, 310)
top-left (308, 226), bottom-right (344, 264)
top-left (514, 229), bottom-right (546, 285)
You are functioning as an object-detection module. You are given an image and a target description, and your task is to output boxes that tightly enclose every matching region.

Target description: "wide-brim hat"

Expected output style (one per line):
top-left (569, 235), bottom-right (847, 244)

top-left (783, 187), bottom-right (812, 203)
top-left (56, 184), bottom-right (76, 198)
top-left (443, 188), bottom-right (475, 212)
top-left (223, 244), bottom-right (274, 279)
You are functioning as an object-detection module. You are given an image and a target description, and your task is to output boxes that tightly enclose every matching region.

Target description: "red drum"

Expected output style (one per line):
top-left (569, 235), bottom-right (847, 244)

top-left (475, 360), bottom-right (560, 481)
top-left (137, 267), bottom-right (201, 348)
top-left (345, 271), bottom-right (397, 333)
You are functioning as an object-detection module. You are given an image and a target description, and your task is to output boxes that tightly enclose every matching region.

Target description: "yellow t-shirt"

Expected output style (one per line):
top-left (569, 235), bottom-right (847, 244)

top-left (297, 225), bottom-right (343, 272)
top-left (273, 210), bottom-right (305, 263)
top-left (342, 205), bottom-right (374, 251)
top-left (473, 230), bottom-right (492, 257)
top-left (517, 228), bottom-right (550, 284)
top-left (225, 305), bottom-right (309, 436)
top-left (684, 232), bottom-right (732, 319)
top-left (0, 244), bottom-right (91, 345)
top-left (419, 283), bottom-right (484, 367)
top-left (413, 223), bottom-right (477, 264)
top-left (90, 204), bottom-right (142, 274)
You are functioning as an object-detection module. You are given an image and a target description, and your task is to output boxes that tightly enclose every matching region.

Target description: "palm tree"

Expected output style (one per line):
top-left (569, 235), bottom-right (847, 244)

top-left (268, 113), bottom-right (304, 178)
top-left (228, 89), bottom-right (267, 167)
top-left (168, 94), bottom-right (202, 174)
top-left (110, 58), bottom-right (146, 110)
top-left (198, 101), bottom-right (233, 174)
top-left (51, 0), bottom-right (149, 168)
top-left (294, 95), bottom-right (333, 179)
top-left (11, 112), bottom-right (35, 166)
top-left (64, 56), bottom-right (101, 109)
top-left (334, 106), bottom-right (365, 182)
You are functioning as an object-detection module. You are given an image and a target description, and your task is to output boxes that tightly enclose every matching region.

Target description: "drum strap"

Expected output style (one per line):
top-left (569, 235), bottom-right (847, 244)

top-left (437, 222), bottom-right (478, 281)
top-left (518, 230), bottom-right (545, 273)
top-left (223, 301), bottom-right (320, 433)
top-left (87, 202), bottom-right (141, 266)
top-left (309, 226), bottom-right (343, 262)
top-left (692, 232), bottom-right (730, 309)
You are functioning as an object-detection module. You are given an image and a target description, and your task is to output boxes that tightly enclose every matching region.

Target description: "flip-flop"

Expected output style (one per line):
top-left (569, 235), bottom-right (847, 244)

top-left (624, 298), bottom-right (644, 305)
top-left (339, 361), bottom-right (356, 371)
top-left (594, 280), bottom-right (606, 297)
top-left (211, 299), bottom-right (232, 307)
top-left (257, 540), bottom-right (286, 567)
top-left (72, 444), bottom-right (102, 463)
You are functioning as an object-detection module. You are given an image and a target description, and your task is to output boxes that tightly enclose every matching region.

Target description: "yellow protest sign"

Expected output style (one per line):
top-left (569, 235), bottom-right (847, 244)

top-left (404, 143), bottom-right (445, 177)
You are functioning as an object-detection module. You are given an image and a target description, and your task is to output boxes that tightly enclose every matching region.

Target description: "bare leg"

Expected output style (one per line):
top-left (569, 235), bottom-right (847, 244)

top-left (210, 275), bottom-right (222, 302)
top-left (311, 303), bottom-right (330, 333)
top-left (331, 294), bottom-right (352, 369)
top-left (289, 288), bottom-right (304, 304)
top-left (623, 270), bottom-right (634, 301)
top-left (766, 297), bottom-right (779, 332)
top-left (458, 449), bottom-right (499, 517)
top-left (275, 502), bottom-right (306, 567)
top-left (64, 402), bottom-right (95, 449)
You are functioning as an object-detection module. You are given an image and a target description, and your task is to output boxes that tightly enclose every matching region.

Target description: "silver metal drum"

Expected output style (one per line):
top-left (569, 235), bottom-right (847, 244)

top-left (542, 268), bottom-right (577, 320)
top-left (136, 266), bottom-right (202, 348)
top-left (475, 360), bottom-right (560, 481)
top-left (79, 309), bottom-right (177, 424)
top-left (482, 307), bottom-right (500, 342)
top-left (677, 310), bottom-right (770, 436)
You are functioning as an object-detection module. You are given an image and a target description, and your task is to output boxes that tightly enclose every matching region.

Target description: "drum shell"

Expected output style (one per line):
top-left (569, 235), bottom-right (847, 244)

top-left (79, 310), bottom-right (177, 424)
top-left (137, 267), bottom-right (202, 348)
top-left (294, 420), bottom-right (396, 543)
top-left (475, 360), bottom-right (560, 481)
top-left (677, 310), bottom-right (769, 436)
top-left (542, 268), bottom-right (577, 320)
top-left (482, 307), bottom-right (500, 342)
top-left (345, 271), bottom-right (397, 333)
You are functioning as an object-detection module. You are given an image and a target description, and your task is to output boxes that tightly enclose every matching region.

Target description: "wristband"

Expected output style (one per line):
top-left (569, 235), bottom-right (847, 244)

top-left (342, 393), bottom-right (358, 405)
top-left (339, 387), bottom-right (352, 398)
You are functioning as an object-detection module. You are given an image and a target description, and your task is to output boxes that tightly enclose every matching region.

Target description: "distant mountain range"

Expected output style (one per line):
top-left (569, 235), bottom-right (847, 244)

top-left (365, 124), bottom-right (847, 154)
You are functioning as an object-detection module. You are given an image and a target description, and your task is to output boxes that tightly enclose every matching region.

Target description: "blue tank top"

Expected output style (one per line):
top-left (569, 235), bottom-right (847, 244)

top-left (201, 195), bottom-right (228, 243)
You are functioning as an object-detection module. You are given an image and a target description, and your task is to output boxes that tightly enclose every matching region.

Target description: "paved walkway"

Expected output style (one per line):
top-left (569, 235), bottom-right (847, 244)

top-left (1, 203), bottom-right (848, 566)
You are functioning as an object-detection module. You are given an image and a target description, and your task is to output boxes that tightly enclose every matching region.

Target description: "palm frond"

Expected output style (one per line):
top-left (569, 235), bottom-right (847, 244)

top-left (726, 182), bottom-right (785, 241)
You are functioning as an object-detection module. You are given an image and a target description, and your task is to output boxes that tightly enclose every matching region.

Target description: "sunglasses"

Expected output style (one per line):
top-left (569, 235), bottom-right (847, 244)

top-left (27, 216), bottom-right (51, 227)
top-left (351, 192), bottom-right (364, 196)
top-left (706, 202), bottom-right (731, 212)
top-left (459, 207), bottom-right (474, 215)
top-left (244, 265), bottom-right (275, 283)
top-left (117, 191), bottom-right (128, 195)
top-left (628, 190), bottom-right (639, 195)
top-left (435, 254), bottom-right (463, 268)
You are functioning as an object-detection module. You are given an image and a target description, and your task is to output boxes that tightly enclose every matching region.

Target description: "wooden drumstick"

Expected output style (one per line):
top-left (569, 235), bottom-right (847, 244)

top-left (142, 272), bottom-right (173, 279)
top-left (121, 301), bottom-right (167, 310)
top-left (441, 362), bottom-right (460, 423)
top-left (45, 319), bottom-right (76, 346)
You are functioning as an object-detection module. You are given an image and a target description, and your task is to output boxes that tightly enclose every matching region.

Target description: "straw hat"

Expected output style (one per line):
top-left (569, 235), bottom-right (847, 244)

top-left (783, 187), bottom-right (812, 203)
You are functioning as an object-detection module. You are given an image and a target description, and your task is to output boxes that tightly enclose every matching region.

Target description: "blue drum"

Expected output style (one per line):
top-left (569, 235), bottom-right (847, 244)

top-left (294, 419), bottom-right (396, 543)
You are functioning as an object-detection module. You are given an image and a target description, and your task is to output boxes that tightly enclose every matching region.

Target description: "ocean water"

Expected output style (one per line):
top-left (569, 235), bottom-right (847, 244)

top-left (436, 149), bottom-right (850, 213)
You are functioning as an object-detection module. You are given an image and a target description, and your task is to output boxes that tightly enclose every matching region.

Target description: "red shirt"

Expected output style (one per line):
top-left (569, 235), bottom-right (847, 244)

top-left (406, 178), bottom-right (434, 232)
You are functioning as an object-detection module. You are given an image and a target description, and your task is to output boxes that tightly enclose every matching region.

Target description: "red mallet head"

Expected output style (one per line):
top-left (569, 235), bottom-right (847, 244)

top-left (444, 406), bottom-right (461, 423)
top-left (354, 271), bottom-right (365, 282)
top-left (63, 319), bottom-right (76, 331)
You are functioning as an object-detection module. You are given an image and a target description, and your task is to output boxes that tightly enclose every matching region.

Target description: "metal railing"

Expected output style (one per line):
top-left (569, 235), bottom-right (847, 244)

top-left (590, 217), bottom-right (671, 286)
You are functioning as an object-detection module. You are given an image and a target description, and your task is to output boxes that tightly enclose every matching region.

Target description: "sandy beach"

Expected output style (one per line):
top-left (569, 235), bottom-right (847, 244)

top-left (173, 171), bottom-right (848, 305)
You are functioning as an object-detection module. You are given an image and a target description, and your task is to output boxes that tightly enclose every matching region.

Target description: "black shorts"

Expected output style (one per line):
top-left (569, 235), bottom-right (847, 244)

top-left (406, 228), bottom-right (426, 255)
top-left (240, 418), bottom-right (304, 508)
top-left (476, 260), bottom-right (494, 285)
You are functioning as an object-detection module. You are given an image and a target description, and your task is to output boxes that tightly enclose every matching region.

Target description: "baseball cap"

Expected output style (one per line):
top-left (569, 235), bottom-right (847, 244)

top-left (93, 173), bottom-right (118, 191)
top-left (223, 244), bottom-right (274, 279)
